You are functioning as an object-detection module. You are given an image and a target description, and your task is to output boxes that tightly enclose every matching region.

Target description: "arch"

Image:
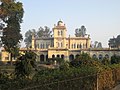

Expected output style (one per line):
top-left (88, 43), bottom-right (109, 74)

top-left (69, 54), bottom-right (74, 61)
top-left (40, 44), bottom-right (42, 48)
top-left (43, 43), bottom-right (44, 49)
top-left (57, 54), bottom-right (60, 58)
top-left (52, 55), bottom-right (55, 58)
top-left (99, 54), bottom-right (103, 60)
top-left (40, 54), bottom-right (44, 62)
top-left (76, 54), bottom-right (80, 58)
top-left (58, 31), bottom-right (60, 36)
top-left (61, 54), bottom-right (64, 59)
top-left (80, 44), bottom-right (82, 48)
top-left (105, 54), bottom-right (109, 59)
top-left (61, 42), bottom-right (63, 47)
top-left (58, 42), bottom-right (60, 47)
top-left (72, 44), bottom-right (74, 48)
top-left (92, 54), bottom-right (97, 58)
top-left (61, 31), bottom-right (63, 36)
top-left (46, 54), bottom-right (48, 61)
top-left (77, 44), bottom-right (79, 48)
top-left (74, 44), bottom-right (76, 48)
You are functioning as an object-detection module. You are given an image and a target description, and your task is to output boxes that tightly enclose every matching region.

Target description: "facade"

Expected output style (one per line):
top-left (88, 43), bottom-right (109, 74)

top-left (1, 21), bottom-right (120, 62)
top-left (31, 21), bottom-right (91, 62)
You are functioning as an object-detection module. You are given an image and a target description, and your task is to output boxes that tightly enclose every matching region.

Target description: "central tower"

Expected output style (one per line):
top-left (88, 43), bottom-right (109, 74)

top-left (53, 20), bottom-right (67, 48)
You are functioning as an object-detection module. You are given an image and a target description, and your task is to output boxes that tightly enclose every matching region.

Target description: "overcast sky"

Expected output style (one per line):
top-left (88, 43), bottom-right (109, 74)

top-left (18, 0), bottom-right (120, 47)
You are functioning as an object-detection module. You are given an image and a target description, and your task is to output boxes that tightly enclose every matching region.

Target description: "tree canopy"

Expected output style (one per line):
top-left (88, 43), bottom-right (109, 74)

top-left (24, 26), bottom-right (52, 47)
top-left (0, 0), bottom-right (24, 61)
top-left (75, 25), bottom-right (86, 37)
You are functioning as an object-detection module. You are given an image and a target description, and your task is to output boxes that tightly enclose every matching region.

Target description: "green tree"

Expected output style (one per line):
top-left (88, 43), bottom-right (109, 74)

top-left (15, 51), bottom-right (37, 79)
top-left (101, 57), bottom-right (110, 65)
top-left (70, 52), bottom-right (101, 67)
top-left (37, 26), bottom-right (52, 38)
top-left (75, 25), bottom-right (86, 37)
top-left (0, 0), bottom-right (24, 64)
top-left (111, 54), bottom-right (120, 64)
top-left (24, 29), bottom-right (36, 48)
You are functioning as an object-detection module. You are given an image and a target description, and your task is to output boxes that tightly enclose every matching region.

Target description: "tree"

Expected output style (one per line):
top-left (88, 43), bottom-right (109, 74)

top-left (15, 51), bottom-right (37, 79)
top-left (0, 0), bottom-right (24, 64)
top-left (97, 42), bottom-right (102, 48)
top-left (24, 26), bottom-right (52, 47)
top-left (24, 29), bottom-right (36, 48)
top-left (116, 35), bottom-right (120, 48)
top-left (37, 26), bottom-right (52, 38)
top-left (101, 57), bottom-right (110, 65)
top-left (111, 54), bottom-right (120, 64)
top-left (75, 25), bottom-right (86, 37)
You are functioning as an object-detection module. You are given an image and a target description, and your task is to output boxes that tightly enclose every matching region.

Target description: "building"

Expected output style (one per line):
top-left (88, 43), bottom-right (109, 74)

top-left (32, 20), bottom-right (91, 62)
top-left (1, 20), bottom-right (120, 62)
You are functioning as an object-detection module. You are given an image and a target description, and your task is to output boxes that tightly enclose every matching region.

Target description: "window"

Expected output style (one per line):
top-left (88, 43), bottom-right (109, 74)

top-left (58, 31), bottom-right (60, 36)
top-left (74, 44), bottom-right (76, 48)
top-left (58, 42), bottom-right (60, 47)
top-left (61, 31), bottom-right (63, 36)
top-left (61, 42), bottom-right (63, 47)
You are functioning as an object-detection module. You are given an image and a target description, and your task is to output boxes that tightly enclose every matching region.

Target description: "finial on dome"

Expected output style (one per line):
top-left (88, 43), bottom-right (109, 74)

top-left (57, 19), bottom-right (64, 26)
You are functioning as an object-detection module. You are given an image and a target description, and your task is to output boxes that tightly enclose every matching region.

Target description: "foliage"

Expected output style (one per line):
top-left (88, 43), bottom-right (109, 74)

top-left (75, 25), bottom-right (86, 37)
top-left (24, 26), bottom-right (52, 47)
top-left (24, 29), bottom-right (36, 48)
top-left (37, 26), bottom-right (52, 38)
top-left (14, 51), bottom-right (37, 79)
top-left (0, 0), bottom-right (24, 64)
top-left (111, 54), bottom-right (120, 64)
top-left (101, 57), bottom-right (110, 65)
top-left (70, 52), bottom-right (101, 68)
top-left (108, 35), bottom-right (120, 48)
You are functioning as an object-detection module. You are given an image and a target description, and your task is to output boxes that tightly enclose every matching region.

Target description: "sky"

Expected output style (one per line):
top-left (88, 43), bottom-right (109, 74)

top-left (18, 0), bottom-right (120, 47)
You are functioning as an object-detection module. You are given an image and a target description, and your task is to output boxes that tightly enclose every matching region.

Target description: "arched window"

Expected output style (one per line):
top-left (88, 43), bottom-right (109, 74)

top-left (105, 54), bottom-right (109, 59)
top-left (43, 43), bottom-right (44, 49)
top-left (61, 31), bottom-right (63, 36)
top-left (72, 44), bottom-right (74, 49)
top-left (40, 54), bottom-right (44, 62)
top-left (77, 44), bottom-right (79, 48)
top-left (46, 55), bottom-right (48, 62)
top-left (58, 42), bottom-right (60, 47)
top-left (52, 55), bottom-right (55, 58)
top-left (80, 44), bottom-right (82, 49)
top-left (76, 54), bottom-right (80, 58)
top-left (57, 54), bottom-right (60, 58)
top-left (99, 54), bottom-right (103, 60)
top-left (69, 54), bottom-right (74, 61)
top-left (61, 54), bottom-right (64, 59)
top-left (74, 44), bottom-right (76, 48)
top-left (92, 54), bottom-right (97, 59)
top-left (61, 42), bottom-right (63, 47)
top-left (58, 31), bottom-right (60, 36)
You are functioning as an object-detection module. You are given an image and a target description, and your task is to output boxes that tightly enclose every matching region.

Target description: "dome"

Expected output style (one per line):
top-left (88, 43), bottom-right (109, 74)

top-left (57, 20), bottom-right (64, 26)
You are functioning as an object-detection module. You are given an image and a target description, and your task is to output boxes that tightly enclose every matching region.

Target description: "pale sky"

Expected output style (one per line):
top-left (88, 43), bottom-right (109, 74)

top-left (18, 0), bottom-right (120, 47)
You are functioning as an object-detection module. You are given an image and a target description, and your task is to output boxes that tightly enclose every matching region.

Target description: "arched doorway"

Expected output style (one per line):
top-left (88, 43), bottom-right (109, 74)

top-left (52, 55), bottom-right (55, 58)
top-left (40, 54), bottom-right (44, 62)
top-left (46, 54), bottom-right (48, 62)
top-left (69, 54), bottom-right (74, 61)
top-left (61, 54), bottom-right (64, 59)
top-left (105, 54), bottom-right (109, 59)
top-left (99, 54), bottom-right (103, 60)
top-left (92, 54), bottom-right (97, 59)
top-left (57, 54), bottom-right (60, 58)
top-left (75, 54), bottom-right (80, 58)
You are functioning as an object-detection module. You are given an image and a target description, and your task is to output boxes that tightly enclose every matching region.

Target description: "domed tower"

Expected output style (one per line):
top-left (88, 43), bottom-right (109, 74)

top-left (53, 20), bottom-right (67, 48)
